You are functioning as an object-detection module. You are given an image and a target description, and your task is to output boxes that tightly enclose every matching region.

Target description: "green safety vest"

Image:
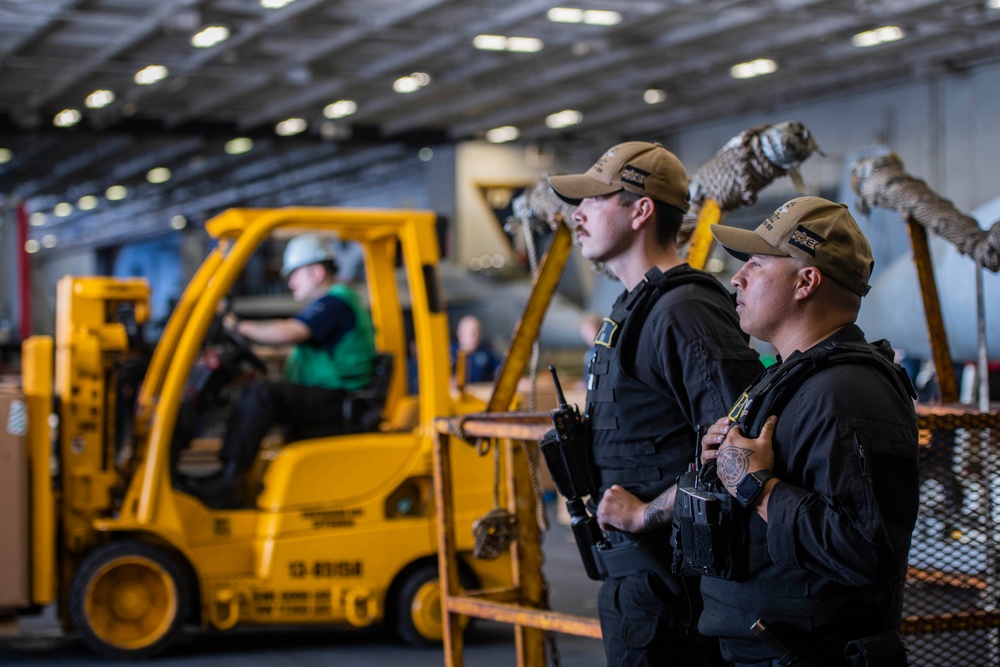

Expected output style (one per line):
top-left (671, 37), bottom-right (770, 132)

top-left (283, 284), bottom-right (376, 391)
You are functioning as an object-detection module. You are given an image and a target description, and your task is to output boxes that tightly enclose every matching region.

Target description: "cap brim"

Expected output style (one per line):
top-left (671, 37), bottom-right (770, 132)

top-left (547, 174), bottom-right (620, 205)
top-left (711, 225), bottom-right (788, 262)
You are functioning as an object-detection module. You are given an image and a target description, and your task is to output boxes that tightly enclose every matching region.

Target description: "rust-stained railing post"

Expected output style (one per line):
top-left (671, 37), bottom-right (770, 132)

top-left (685, 198), bottom-right (724, 271)
top-left (433, 414), bottom-right (602, 667)
top-left (488, 224), bottom-right (573, 413)
top-left (907, 219), bottom-right (958, 403)
top-left (432, 428), bottom-right (464, 667)
top-left (505, 438), bottom-right (545, 666)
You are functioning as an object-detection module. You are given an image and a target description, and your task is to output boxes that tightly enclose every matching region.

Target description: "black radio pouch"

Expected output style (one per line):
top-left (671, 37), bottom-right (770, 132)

top-left (670, 461), bottom-right (749, 580)
top-left (844, 630), bottom-right (909, 666)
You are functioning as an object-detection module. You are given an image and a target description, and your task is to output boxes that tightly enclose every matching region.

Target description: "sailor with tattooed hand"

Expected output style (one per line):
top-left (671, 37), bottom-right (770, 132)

top-left (694, 197), bottom-right (919, 667)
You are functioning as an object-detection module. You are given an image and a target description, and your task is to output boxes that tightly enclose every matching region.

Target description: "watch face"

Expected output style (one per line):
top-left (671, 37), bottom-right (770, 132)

top-left (736, 473), bottom-right (763, 507)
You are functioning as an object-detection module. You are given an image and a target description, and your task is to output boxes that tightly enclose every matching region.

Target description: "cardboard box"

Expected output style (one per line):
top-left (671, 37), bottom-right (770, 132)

top-left (0, 386), bottom-right (30, 609)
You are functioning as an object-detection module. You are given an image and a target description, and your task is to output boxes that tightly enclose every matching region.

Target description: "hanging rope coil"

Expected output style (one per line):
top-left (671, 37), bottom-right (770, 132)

top-left (680, 121), bottom-right (822, 245)
top-left (850, 153), bottom-right (1000, 272)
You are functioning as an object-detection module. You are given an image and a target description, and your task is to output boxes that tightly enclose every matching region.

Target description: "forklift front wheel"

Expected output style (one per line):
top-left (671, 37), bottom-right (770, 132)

top-left (394, 562), bottom-right (474, 646)
top-left (70, 540), bottom-right (190, 659)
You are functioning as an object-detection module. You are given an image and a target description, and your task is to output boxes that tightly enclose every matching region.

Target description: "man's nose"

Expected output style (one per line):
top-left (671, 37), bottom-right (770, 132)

top-left (731, 263), bottom-right (748, 288)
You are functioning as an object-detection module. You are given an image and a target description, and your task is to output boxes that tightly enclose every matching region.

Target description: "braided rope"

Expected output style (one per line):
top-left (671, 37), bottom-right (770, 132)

top-left (850, 153), bottom-right (1000, 272)
top-left (680, 121), bottom-right (822, 245)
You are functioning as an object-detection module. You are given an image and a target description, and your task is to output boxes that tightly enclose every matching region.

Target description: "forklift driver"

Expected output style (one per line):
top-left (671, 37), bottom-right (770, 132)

top-left (181, 234), bottom-right (377, 508)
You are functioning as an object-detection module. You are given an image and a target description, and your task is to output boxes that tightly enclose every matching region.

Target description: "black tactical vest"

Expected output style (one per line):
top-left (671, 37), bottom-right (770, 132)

top-left (586, 265), bottom-right (734, 501)
top-left (699, 338), bottom-right (917, 641)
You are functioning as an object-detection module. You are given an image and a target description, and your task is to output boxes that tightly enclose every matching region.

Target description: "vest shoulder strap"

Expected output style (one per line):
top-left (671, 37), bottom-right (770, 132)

top-left (613, 265), bottom-right (731, 349)
top-left (736, 340), bottom-right (916, 438)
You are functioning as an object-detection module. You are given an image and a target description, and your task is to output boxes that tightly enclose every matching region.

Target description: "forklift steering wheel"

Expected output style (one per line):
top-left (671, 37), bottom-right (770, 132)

top-left (213, 313), bottom-right (269, 375)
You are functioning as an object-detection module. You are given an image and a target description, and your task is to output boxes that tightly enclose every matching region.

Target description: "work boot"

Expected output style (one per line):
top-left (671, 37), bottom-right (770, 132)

top-left (178, 460), bottom-right (247, 509)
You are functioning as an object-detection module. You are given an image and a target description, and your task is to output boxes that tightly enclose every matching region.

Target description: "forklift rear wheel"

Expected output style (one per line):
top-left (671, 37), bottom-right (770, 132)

top-left (394, 562), bottom-right (475, 646)
top-left (70, 540), bottom-right (190, 659)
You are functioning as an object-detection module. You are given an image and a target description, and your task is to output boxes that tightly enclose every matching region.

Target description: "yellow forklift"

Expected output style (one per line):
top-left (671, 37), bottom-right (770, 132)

top-left (8, 207), bottom-right (512, 658)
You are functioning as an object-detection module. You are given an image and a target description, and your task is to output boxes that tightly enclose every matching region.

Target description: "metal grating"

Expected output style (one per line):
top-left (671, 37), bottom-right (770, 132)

top-left (904, 407), bottom-right (1000, 666)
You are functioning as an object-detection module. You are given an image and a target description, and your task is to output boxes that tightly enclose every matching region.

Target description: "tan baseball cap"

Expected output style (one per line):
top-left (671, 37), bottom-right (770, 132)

top-left (548, 141), bottom-right (690, 212)
top-left (711, 196), bottom-right (874, 296)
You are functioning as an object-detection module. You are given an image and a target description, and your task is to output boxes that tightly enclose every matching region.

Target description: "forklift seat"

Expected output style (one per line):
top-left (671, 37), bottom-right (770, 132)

top-left (285, 352), bottom-right (394, 441)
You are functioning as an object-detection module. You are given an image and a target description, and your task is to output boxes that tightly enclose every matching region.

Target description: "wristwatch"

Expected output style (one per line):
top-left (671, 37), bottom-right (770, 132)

top-left (734, 470), bottom-right (776, 508)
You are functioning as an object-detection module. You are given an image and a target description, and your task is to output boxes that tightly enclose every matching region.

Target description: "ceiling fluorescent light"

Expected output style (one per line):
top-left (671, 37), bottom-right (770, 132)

top-left (261, 0), bottom-right (297, 8)
top-left (506, 37), bottom-right (543, 52)
top-left (643, 88), bottom-right (667, 104)
top-left (147, 167), bottom-right (172, 184)
top-left (192, 25), bottom-right (230, 48)
top-left (0, 148), bottom-right (11, 163)
top-left (85, 89), bottom-right (115, 109)
top-left (77, 195), bottom-right (98, 210)
top-left (474, 34), bottom-right (508, 50)
top-left (105, 185), bottom-right (128, 201)
top-left (546, 109), bottom-right (582, 129)
top-left (582, 10), bottom-right (621, 26)
top-left (53, 202), bottom-right (73, 217)
top-left (225, 137), bottom-right (254, 154)
top-left (275, 118), bottom-right (307, 136)
top-left (548, 7), bottom-right (621, 25)
top-left (485, 126), bottom-right (520, 143)
top-left (474, 35), bottom-right (543, 52)
top-left (852, 26), bottom-right (905, 48)
top-left (548, 7), bottom-right (584, 23)
top-left (324, 99), bottom-right (357, 119)
top-left (394, 76), bottom-right (420, 93)
top-left (53, 108), bottom-right (81, 127)
top-left (135, 64), bottom-right (169, 85)
top-left (730, 58), bottom-right (777, 80)
top-left (394, 73), bottom-right (430, 93)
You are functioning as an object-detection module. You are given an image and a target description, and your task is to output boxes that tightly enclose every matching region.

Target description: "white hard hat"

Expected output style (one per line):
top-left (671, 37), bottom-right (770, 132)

top-left (281, 234), bottom-right (336, 277)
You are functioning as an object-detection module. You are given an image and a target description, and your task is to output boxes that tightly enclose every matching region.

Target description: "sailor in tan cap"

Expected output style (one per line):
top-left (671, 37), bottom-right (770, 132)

top-left (697, 196), bottom-right (919, 666)
top-left (548, 143), bottom-right (761, 667)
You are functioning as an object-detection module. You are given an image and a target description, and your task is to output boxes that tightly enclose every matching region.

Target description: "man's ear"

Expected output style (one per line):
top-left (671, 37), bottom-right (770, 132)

top-left (630, 196), bottom-right (656, 231)
top-left (794, 265), bottom-right (823, 299)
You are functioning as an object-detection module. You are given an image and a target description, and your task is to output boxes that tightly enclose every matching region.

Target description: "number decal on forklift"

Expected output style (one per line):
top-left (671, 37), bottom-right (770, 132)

top-left (287, 560), bottom-right (363, 578)
top-left (213, 518), bottom-right (231, 536)
top-left (300, 508), bottom-right (364, 529)
top-left (312, 560), bottom-right (363, 578)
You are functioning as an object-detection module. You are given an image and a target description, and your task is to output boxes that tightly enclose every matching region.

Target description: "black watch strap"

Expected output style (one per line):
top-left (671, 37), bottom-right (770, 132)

top-left (735, 470), bottom-right (776, 508)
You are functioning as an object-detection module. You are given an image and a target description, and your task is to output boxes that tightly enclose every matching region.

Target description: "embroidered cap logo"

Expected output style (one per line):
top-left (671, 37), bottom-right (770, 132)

top-left (620, 164), bottom-right (650, 190)
top-left (787, 224), bottom-right (825, 257)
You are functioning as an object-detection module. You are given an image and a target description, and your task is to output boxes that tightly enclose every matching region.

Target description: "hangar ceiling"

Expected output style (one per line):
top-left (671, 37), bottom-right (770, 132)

top-left (2, 0), bottom-right (1000, 251)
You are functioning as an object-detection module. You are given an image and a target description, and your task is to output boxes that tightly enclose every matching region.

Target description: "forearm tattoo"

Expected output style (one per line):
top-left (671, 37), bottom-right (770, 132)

top-left (643, 491), bottom-right (673, 530)
top-left (717, 446), bottom-right (753, 490)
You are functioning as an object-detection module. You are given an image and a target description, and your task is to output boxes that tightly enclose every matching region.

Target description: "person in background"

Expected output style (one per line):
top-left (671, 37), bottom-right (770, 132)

top-left (451, 315), bottom-right (501, 384)
top-left (183, 234), bottom-right (376, 507)
top-left (548, 141), bottom-right (763, 667)
top-left (699, 196), bottom-right (919, 666)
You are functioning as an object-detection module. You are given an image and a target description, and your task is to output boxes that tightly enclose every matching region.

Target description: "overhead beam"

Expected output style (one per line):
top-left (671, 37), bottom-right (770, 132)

top-left (236, 0), bottom-right (556, 130)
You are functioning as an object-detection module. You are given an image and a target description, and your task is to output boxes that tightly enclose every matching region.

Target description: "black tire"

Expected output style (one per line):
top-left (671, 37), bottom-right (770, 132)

top-left (393, 561), bottom-right (477, 647)
top-left (69, 540), bottom-right (191, 659)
